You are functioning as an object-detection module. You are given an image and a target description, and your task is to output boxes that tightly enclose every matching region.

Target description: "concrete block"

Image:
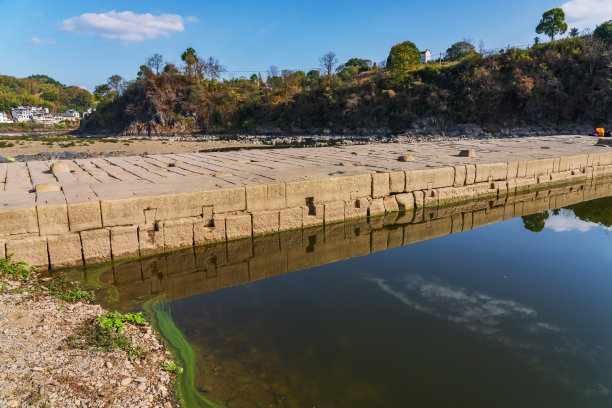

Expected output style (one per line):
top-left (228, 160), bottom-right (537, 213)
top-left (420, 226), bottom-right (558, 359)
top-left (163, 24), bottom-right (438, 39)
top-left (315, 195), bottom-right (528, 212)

top-left (389, 171), bottom-right (405, 193)
top-left (113, 262), bottom-right (143, 284)
top-left (267, 183), bottom-right (287, 210)
top-left (0, 207), bottom-right (38, 237)
top-left (279, 206), bottom-right (303, 230)
top-left (165, 249), bottom-right (196, 277)
top-left (285, 174), bottom-right (371, 207)
top-left (465, 165), bottom-right (476, 185)
top-left (383, 195), bottom-right (399, 213)
top-left (138, 225), bottom-right (164, 255)
top-left (302, 204), bottom-right (324, 227)
top-left (453, 166), bottom-right (466, 187)
top-left (80, 229), bottom-right (112, 264)
top-left (525, 158), bottom-right (555, 177)
top-left (253, 234), bottom-right (281, 257)
top-left (344, 197), bottom-right (369, 220)
top-left (252, 211), bottom-right (280, 235)
top-left (323, 201), bottom-right (345, 224)
top-left (194, 217), bottom-right (226, 244)
top-left (395, 193), bottom-right (414, 210)
top-left (279, 229), bottom-right (303, 250)
top-left (423, 189), bottom-right (439, 207)
top-left (163, 218), bottom-right (194, 250)
top-left (101, 189), bottom-right (246, 227)
top-left (217, 262), bottom-right (249, 289)
top-left (246, 185), bottom-right (267, 212)
top-left (6, 236), bottom-right (48, 270)
top-left (37, 204), bottom-right (69, 236)
top-left (413, 191), bottom-right (425, 208)
top-left (369, 198), bottom-right (385, 216)
top-left (559, 154), bottom-right (589, 171)
top-left (68, 201), bottom-right (102, 232)
top-left (110, 226), bottom-right (140, 259)
top-left (387, 226), bottom-right (404, 249)
top-left (225, 214), bottom-right (252, 239)
top-left (47, 234), bottom-right (83, 269)
top-left (371, 228), bottom-right (388, 253)
top-left (507, 162), bottom-right (519, 179)
top-left (475, 163), bottom-right (508, 183)
top-left (249, 252), bottom-right (288, 281)
top-left (372, 173), bottom-right (390, 198)
top-left (369, 215), bottom-right (385, 230)
top-left (404, 167), bottom-right (454, 192)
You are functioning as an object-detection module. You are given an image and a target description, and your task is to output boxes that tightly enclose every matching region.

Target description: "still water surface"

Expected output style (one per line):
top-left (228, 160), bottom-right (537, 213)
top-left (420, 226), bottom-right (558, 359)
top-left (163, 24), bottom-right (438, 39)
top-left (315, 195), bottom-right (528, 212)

top-left (68, 190), bottom-right (612, 407)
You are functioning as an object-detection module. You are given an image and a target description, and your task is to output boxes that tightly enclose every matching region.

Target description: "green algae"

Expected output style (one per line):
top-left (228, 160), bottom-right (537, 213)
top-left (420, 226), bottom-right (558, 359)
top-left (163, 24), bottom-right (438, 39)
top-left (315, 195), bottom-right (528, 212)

top-left (143, 295), bottom-right (224, 408)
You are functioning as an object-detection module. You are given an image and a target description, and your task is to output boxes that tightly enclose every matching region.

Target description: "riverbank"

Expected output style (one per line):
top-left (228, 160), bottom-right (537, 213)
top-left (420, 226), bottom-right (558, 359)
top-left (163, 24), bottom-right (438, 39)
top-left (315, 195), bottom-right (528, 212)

top-left (0, 269), bottom-right (179, 407)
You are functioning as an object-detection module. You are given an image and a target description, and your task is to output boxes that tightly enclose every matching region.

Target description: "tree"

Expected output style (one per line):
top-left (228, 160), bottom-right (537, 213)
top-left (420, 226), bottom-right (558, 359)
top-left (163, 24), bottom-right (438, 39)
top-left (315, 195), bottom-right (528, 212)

top-left (386, 41), bottom-right (420, 71)
top-left (522, 212), bottom-right (549, 232)
top-left (534, 36), bottom-right (541, 45)
top-left (107, 75), bottom-right (124, 95)
top-left (569, 27), bottom-right (579, 38)
top-left (319, 51), bottom-right (338, 76)
top-left (536, 8), bottom-right (568, 41)
top-left (444, 41), bottom-right (477, 61)
top-left (306, 69), bottom-right (320, 80)
top-left (198, 56), bottom-right (225, 80)
top-left (582, 29), bottom-right (606, 78)
top-left (181, 47), bottom-right (198, 77)
top-left (146, 53), bottom-right (164, 75)
top-left (594, 20), bottom-right (612, 44)
top-left (137, 65), bottom-right (152, 80)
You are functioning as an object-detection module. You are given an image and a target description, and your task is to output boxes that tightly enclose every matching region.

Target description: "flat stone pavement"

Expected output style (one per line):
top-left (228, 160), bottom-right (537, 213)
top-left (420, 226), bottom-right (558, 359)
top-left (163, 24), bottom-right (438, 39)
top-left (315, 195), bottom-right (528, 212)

top-left (0, 135), bottom-right (607, 208)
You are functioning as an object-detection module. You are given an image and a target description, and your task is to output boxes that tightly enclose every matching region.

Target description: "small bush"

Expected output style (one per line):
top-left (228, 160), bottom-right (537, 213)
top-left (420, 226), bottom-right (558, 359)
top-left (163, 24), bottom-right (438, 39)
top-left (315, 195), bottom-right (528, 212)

top-left (49, 281), bottom-right (95, 303)
top-left (162, 361), bottom-right (183, 374)
top-left (0, 254), bottom-right (33, 279)
top-left (97, 311), bottom-right (147, 333)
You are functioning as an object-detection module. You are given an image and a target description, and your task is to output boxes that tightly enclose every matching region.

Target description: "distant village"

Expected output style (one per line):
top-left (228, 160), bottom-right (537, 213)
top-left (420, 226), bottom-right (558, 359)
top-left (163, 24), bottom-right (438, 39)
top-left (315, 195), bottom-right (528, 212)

top-left (0, 106), bottom-right (95, 125)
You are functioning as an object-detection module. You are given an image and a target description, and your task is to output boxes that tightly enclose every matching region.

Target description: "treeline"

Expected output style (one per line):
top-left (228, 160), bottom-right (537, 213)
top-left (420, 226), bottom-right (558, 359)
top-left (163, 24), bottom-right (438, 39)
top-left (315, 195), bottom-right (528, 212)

top-left (0, 75), bottom-right (95, 114)
top-left (82, 19), bottom-right (612, 135)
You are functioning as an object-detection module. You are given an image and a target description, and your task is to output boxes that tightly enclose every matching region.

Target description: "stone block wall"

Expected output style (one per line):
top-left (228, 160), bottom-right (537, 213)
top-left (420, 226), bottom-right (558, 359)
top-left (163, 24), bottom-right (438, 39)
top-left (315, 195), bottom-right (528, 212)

top-left (3, 152), bottom-right (612, 270)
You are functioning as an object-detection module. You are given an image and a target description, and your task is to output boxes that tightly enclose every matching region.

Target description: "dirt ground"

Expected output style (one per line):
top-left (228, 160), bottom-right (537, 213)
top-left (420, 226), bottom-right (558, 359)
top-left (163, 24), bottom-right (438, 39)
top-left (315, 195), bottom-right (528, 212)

top-left (0, 136), bottom-right (265, 159)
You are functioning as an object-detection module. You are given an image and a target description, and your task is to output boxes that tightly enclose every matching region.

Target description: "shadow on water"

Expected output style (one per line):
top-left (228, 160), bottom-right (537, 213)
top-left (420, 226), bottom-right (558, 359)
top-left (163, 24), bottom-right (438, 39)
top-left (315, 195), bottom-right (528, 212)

top-left (54, 178), bottom-right (612, 407)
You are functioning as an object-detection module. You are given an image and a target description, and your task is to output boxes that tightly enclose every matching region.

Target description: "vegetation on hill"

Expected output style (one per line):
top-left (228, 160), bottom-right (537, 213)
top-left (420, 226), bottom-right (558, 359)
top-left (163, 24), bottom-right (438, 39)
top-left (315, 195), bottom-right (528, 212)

top-left (0, 74), bottom-right (95, 115)
top-left (81, 17), bottom-right (611, 135)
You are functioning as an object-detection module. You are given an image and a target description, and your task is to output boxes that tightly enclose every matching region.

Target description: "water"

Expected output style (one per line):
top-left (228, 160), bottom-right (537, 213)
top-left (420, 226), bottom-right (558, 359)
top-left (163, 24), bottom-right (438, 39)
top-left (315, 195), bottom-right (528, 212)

top-left (62, 181), bottom-right (612, 407)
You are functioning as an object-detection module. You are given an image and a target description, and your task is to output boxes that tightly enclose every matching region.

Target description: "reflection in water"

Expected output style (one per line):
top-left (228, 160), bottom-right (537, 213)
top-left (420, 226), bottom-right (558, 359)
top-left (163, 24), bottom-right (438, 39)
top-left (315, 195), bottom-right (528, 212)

top-left (59, 178), bottom-right (612, 407)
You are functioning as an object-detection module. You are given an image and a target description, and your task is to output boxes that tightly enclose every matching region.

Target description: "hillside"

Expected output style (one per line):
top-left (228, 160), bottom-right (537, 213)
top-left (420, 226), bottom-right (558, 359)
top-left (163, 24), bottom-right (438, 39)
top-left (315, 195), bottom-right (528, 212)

top-left (81, 37), bottom-right (611, 136)
top-left (0, 74), bottom-right (95, 115)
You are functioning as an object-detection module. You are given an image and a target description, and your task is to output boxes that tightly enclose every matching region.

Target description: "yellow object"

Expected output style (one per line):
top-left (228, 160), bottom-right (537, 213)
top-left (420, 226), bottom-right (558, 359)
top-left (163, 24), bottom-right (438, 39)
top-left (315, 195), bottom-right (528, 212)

top-left (596, 128), bottom-right (605, 137)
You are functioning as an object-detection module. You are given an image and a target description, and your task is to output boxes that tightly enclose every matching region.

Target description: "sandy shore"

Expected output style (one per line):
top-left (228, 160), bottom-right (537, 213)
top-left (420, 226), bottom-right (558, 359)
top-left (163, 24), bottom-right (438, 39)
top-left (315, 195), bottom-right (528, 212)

top-left (0, 274), bottom-right (180, 408)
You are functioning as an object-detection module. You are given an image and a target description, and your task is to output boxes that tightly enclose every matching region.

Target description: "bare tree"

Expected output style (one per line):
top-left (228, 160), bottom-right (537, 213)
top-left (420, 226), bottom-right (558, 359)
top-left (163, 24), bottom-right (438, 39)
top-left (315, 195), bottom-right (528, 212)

top-left (146, 53), bottom-right (164, 75)
top-left (107, 74), bottom-right (125, 95)
top-left (198, 56), bottom-right (225, 80)
top-left (319, 51), bottom-right (338, 76)
top-left (582, 28), bottom-right (606, 79)
top-left (267, 65), bottom-right (280, 78)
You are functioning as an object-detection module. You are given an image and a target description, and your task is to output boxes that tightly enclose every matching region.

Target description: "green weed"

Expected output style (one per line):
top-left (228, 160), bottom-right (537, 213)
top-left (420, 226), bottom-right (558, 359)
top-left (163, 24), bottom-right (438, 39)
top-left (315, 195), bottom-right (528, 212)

top-left (0, 254), bottom-right (34, 279)
top-left (97, 311), bottom-right (147, 333)
top-left (128, 345), bottom-right (148, 361)
top-left (162, 360), bottom-right (183, 374)
top-left (48, 281), bottom-right (95, 303)
top-left (27, 390), bottom-right (44, 405)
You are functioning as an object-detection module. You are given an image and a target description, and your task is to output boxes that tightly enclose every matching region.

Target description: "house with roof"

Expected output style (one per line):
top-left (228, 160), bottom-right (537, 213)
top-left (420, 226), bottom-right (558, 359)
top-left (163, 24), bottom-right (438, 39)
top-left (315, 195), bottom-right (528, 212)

top-left (0, 111), bottom-right (12, 123)
top-left (421, 50), bottom-right (431, 64)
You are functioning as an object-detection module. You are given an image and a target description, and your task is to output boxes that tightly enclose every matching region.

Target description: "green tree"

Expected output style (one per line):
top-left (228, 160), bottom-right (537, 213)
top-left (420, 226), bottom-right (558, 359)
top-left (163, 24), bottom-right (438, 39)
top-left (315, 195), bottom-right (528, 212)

top-left (569, 27), bottom-right (579, 38)
top-left (536, 8), bottom-right (568, 41)
top-left (521, 212), bottom-right (549, 232)
top-left (146, 53), bottom-right (164, 75)
top-left (386, 41), bottom-right (420, 71)
top-left (594, 20), bottom-right (612, 44)
top-left (75, 91), bottom-right (94, 110)
top-left (107, 75), bottom-right (124, 95)
top-left (444, 41), bottom-right (477, 61)
top-left (181, 47), bottom-right (198, 77)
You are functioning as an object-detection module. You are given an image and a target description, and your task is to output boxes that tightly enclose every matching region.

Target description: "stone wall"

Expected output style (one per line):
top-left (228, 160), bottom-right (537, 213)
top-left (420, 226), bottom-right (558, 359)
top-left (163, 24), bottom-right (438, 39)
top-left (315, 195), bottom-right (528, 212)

top-left (4, 152), bottom-right (612, 270)
top-left (56, 177), bottom-right (612, 311)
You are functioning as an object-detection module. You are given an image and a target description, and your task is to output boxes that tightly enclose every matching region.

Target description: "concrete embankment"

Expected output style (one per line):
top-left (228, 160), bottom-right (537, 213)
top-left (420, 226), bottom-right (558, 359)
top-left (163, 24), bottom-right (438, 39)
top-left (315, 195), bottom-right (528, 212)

top-left (66, 177), bottom-right (612, 311)
top-left (1, 135), bottom-right (612, 270)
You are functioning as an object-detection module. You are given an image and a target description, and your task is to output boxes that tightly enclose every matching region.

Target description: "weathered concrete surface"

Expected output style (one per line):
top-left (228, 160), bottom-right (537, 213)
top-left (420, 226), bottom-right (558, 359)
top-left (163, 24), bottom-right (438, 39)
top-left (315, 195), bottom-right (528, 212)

top-left (57, 177), bottom-right (612, 311)
top-left (3, 135), bottom-right (612, 269)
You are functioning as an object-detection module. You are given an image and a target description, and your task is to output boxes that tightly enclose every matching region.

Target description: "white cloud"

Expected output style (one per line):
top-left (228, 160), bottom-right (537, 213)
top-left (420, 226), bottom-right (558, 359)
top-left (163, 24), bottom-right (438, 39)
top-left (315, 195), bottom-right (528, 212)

top-left (185, 16), bottom-right (199, 23)
top-left (59, 10), bottom-right (193, 43)
top-left (30, 37), bottom-right (56, 44)
top-left (561, 0), bottom-right (612, 29)
top-left (545, 213), bottom-right (596, 232)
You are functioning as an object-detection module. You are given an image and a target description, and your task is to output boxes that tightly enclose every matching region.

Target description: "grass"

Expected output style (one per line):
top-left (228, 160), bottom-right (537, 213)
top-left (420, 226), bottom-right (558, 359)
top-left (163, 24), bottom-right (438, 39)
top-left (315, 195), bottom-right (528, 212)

top-left (162, 360), bottom-right (183, 374)
top-left (48, 281), bottom-right (95, 303)
top-left (67, 316), bottom-right (149, 362)
top-left (0, 141), bottom-right (15, 148)
top-left (0, 254), bottom-right (34, 279)
top-left (97, 311), bottom-right (147, 333)
top-left (27, 390), bottom-right (44, 405)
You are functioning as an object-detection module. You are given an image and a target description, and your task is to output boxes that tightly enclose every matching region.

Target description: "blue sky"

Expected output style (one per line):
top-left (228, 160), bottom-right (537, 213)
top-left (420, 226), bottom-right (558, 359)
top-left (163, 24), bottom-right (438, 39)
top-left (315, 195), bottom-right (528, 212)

top-left (0, 0), bottom-right (610, 91)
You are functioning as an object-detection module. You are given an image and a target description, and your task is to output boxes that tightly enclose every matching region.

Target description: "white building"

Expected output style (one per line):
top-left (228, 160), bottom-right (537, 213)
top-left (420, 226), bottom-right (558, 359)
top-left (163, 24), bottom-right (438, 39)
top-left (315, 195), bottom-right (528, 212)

top-left (421, 50), bottom-right (431, 64)
top-left (0, 111), bottom-right (12, 123)
top-left (66, 109), bottom-right (80, 118)
top-left (10, 106), bottom-right (49, 122)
